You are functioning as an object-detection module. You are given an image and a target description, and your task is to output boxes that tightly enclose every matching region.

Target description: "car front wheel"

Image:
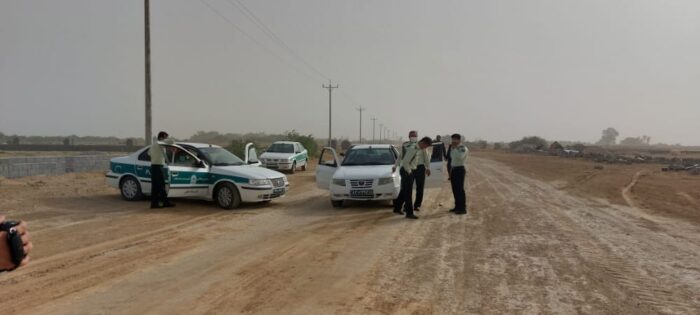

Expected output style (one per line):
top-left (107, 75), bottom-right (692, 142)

top-left (290, 161), bottom-right (296, 174)
top-left (215, 182), bottom-right (242, 209)
top-left (301, 160), bottom-right (307, 171)
top-left (120, 176), bottom-right (143, 201)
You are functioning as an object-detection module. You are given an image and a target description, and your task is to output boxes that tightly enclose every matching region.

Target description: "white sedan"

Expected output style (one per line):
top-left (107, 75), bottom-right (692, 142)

top-left (315, 144), bottom-right (445, 208)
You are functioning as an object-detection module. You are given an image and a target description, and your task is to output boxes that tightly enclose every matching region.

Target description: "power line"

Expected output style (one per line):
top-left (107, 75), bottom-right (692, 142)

top-left (224, 0), bottom-right (331, 81)
top-left (197, 0), bottom-right (321, 84)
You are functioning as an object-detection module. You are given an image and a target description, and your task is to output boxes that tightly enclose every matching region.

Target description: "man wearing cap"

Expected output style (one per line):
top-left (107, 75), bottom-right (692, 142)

top-left (448, 133), bottom-right (468, 214)
top-left (150, 131), bottom-right (175, 209)
top-left (393, 131), bottom-right (432, 220)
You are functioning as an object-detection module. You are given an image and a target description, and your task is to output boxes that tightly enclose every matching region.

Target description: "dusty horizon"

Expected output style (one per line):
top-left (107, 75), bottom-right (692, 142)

top-left (2, 0), bottom-right (699, 145)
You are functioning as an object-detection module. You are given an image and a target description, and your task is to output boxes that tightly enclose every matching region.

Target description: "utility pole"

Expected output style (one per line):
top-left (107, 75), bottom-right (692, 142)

top-left (144, 0), bottom-right (152, 145)
top-left (370, 117), bottom-right (377, 143)
top-left (322, 80), bottom-right (339, 147)
top-left (379, 123), bottom-right (384, 142)
top-left (356, 106), bottom-right (366, 143)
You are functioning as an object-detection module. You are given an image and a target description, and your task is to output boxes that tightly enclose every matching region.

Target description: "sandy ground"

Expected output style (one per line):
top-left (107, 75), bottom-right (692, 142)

top-left (0, 157), bottom-right (698, 314)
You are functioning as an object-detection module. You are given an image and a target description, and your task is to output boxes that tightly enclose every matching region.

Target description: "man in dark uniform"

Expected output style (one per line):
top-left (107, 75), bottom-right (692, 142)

top-left (393, 131), bottom-right (432, 220)
top-left (150, 131), bottom-right (175, 209)
top-left (448, 133), bottom-right (468, 214)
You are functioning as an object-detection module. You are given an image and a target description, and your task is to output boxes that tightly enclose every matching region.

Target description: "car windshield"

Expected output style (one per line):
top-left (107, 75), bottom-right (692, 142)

top-left (198, 147), bottom-right (244, 166)
top-left (341, 148), bottom-right (395, 166)
top-left (267, 143), bottom-right (295, 153)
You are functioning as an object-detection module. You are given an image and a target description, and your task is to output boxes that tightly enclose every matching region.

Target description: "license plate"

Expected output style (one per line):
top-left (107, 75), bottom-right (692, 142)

top-left (350, 190), bottom-right (374, 198)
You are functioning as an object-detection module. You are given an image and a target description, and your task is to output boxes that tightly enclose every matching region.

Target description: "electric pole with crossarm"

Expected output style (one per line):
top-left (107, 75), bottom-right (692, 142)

top-left (322, 80), bottom-right (339, 147)
top-left (356, 106), bottom-right (366, 143)
top-left (370, 117), bottom-right (377, 143)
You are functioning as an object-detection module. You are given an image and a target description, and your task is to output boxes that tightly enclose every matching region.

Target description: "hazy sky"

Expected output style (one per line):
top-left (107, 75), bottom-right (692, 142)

top-left (1, 0), bottom-right (699, 144)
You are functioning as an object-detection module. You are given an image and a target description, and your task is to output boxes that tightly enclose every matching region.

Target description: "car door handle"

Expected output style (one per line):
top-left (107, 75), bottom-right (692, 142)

top-left (171, 172), bottom-right (179, 176)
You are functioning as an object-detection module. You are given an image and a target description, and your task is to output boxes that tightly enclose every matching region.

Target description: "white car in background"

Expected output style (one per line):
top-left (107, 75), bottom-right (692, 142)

top-left (259, 141), bottom-right (309, 173)
top-left (315, 144), bottom-right (445, 208)
top-left (106, 142), bottom-right (288, 209)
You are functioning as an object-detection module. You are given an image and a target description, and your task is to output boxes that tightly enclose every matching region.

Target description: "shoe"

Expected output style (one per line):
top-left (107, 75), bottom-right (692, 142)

top-left (405, 214), bottom-right (419, 220)
top-left (414, 207), bottom-right (421, 212)
top-left (448, 208), bottom-right (456, 212)
top-left (393, 210), bottom-right (404, 215)
top-left (454, 210), bottom-right (467, 215)
top-left (163, 202), bottom-right (176, 208)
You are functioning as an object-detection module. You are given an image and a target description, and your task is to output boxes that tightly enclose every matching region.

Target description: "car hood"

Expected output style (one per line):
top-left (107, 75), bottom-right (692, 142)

top-left (213, 165), bottom-right (286, 180)
top-left (333, 165), bottom-right (395, 179)
top-left (260, 152), bottom-right (294, 160)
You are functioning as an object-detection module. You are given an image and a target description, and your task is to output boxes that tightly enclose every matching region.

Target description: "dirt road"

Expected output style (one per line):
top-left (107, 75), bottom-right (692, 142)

top-left (0, 157), bottom-right (698, 314)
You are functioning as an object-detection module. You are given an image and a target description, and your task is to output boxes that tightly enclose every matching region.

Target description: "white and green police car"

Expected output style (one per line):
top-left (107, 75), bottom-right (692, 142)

top-left (259, 141), bottom-right (309, 173)
top-left (106, 142), bottom-right (289, 209)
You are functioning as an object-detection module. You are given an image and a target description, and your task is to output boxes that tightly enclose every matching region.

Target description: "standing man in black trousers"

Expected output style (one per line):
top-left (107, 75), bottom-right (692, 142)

top-left (413, 138), bottom-right (431, 212)
top-left (393, 132), bottom-right (432, 220)
top-left (448, 133), bottom-right (468, 214)
top-left (150, 131), bottom-right (175, 209)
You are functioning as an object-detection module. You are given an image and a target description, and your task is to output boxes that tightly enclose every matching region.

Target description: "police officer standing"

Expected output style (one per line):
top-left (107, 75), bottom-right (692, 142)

top-left (413, 137), bottom-right (431, 212)
top-left (393, 131), bottom-right (432, 219)
top-left (448, 133), bottom-right (468, 214)
top-left (150, 131), bottom-right (175, 209)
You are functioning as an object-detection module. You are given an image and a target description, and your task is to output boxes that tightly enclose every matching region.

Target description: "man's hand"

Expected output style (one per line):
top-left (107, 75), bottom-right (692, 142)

top-left (392, 166), bottom-right (396, 173)
top-left (426, 169), bottom-right (431, 176)
top-left (0, 216), bottom-right (32, 270)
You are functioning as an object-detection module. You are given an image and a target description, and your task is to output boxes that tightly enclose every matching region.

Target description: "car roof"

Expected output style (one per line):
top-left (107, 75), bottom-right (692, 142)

top-left (272, 141), bottom-right (298, 144)
top-left (349, 144), bottom-right (394, 149)
top-left (176, 142), bottom-right (222, 149)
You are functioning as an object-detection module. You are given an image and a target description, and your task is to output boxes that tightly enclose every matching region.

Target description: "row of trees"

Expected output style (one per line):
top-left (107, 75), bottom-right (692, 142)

top-left (595, 128), bottom-right (652, 146)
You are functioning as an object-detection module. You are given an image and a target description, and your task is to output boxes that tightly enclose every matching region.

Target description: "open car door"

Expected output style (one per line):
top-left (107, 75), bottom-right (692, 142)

top-left (425, 143), bottom-right (447, 188)
top-left (315, 147), bottom-right (339, 189)
top-left (244, 143), bottom-right (261, 166)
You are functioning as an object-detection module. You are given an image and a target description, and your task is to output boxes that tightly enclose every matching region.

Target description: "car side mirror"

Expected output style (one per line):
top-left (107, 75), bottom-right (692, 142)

top-left (339, 152), bottom-right (345, 157)
top-left (248, 160), bottom-right (258, 164)
top-left (196, 160), bottom-right (206, 168)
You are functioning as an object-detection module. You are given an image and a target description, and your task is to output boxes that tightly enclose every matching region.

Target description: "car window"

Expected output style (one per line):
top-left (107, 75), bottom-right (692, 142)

top-left (342, 148), bottom-right (395, 166)
top-left (267, 143), bottom-right (295, 153)
top-left (138, 148), bottom-right (150, 161)
top-left (198, 147), bottom-right (244, 166)
top-left (319, 149), bottom-right (337, 166)
top-left (172, 147), bottom-right (198, 167)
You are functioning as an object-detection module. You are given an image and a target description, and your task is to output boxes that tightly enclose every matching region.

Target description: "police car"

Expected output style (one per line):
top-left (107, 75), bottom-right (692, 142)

top-left (259, 141), bottom-right (309, 173)
top-left (106, 142), bottom-right (289, 209)
top-left (315, 144), bottom-right (445, 208)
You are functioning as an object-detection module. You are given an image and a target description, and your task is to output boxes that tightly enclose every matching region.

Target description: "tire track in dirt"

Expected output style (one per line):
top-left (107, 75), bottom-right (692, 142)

top-left (479, 159), bottom-right (698, 314)
top-left (621, 170), bottom-right (649, 208)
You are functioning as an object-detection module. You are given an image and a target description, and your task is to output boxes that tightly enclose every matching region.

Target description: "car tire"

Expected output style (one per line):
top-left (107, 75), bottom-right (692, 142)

top-left (331, 200), bottom-right (343, 208)
top-left (120, 176), bottom-right (144, 201)
top-left (290, 161), bottom-right (296, 174)
top-left (301, 160), bottom-right (307, 171)
top-left (215, 182), bottom-right (242, 209)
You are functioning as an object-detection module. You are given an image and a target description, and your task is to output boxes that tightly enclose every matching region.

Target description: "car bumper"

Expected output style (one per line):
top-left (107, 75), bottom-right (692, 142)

top-left (262, 162), bottom-right (294, 170)
top-left (239, 184), bottom-right (290, 201)
top-left (105, 172), bottom-right (120, 188)
top-left (329, 184), bottom-right (400, 201)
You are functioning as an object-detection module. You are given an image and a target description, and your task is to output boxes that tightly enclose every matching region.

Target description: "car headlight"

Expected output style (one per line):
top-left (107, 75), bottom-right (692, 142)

top-left (249, 178), bottom-right (271, 186)
top-left (378, 177), bottom-right (394, 185)
top-left (332, 178), bottom-right (346, 186)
